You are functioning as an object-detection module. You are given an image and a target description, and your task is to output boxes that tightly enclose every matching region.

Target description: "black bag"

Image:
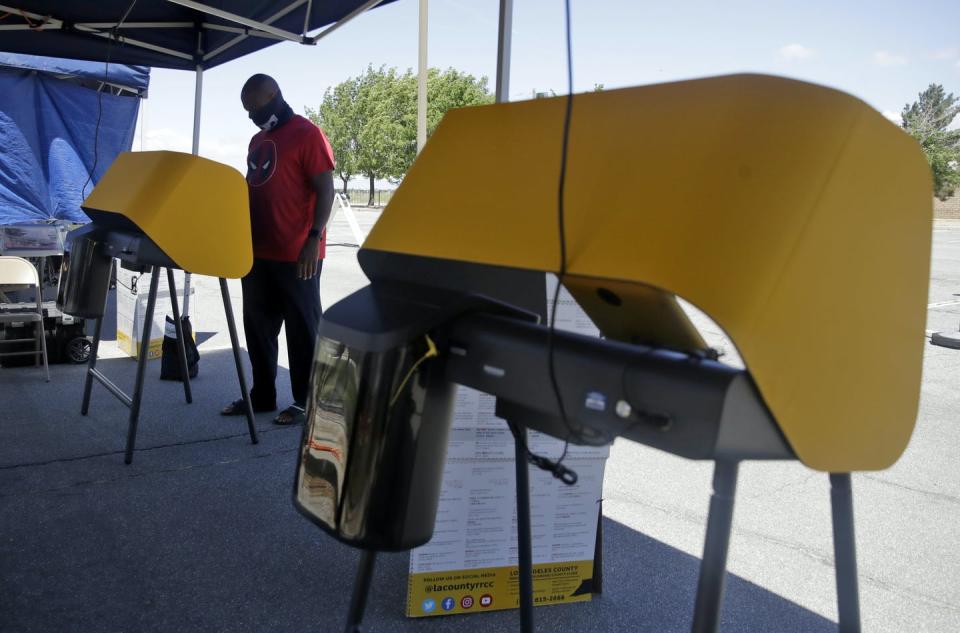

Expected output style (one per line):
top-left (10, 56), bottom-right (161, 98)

top-left (160, 315), bottom-right (199, 381)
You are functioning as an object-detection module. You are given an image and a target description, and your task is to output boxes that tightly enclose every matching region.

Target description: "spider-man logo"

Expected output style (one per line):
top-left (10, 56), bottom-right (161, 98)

top-left (246, 139), bottom-right (277, 187)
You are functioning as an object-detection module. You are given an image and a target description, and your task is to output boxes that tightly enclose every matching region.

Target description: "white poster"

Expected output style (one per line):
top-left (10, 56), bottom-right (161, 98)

top-left (407, 274), bottom-right (610, 618)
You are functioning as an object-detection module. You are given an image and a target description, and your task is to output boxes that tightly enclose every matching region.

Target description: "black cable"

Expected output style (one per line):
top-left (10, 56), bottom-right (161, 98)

top-left (80, 0), bottom-right (138, 200)
top-left (619, 360), bottom-right (673, 434)
top-left (114, 273), bottom-right (140, 296)
top-left (549, 0), bottom-right (577, 435)
top-left (79, 61), bottom-right (107, 201)
top-left (512, 422), bottom-right (577, 485)
top-left (519, 0), bottom-right (580, 486)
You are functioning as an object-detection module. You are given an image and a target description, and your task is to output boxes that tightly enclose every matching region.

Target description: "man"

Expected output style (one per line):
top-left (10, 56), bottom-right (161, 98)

top-left (221, 74), bottom-right (335, 425)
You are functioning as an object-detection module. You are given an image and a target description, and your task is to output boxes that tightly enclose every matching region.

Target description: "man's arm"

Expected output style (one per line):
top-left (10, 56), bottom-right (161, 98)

top-left (298, 169), bottom-right (335, 280)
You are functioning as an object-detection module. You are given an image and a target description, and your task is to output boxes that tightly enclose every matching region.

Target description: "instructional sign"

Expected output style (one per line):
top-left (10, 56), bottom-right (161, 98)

top-left (407, 275), bottom-right (609, 618)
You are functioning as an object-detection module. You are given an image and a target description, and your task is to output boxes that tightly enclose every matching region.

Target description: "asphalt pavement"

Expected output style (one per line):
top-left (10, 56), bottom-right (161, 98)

top-left (1, 211), bottom-right (958, 632)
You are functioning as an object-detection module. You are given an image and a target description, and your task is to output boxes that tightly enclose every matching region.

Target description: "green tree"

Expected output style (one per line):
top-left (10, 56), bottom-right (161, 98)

top-left (901, 84), bottom-right (960, 200)
top-left (425, 68), bottom-right (493, 138)
top-left (305, 77), bottom-right (360, 195)
top-left (309, 66), bottom-right (492, 206)
top-left (386, 67), bottom-right (493, 178)
top-left (354, 66), bottom-right (417, 205)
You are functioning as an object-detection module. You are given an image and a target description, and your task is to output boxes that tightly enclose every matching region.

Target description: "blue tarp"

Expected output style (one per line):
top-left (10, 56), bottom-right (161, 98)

top-left (0, 53), bottom-right (149, 94)
top-left (0, 54), bottom-right (147, 225)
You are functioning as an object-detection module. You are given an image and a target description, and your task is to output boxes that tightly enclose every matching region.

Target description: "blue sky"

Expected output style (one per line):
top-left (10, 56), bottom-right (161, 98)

top-left (135, 0), bottom-right (960, 177)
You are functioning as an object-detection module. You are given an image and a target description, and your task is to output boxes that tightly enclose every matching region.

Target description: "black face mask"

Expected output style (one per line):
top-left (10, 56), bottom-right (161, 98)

top-left (249, 91), bottom-right (294, 131)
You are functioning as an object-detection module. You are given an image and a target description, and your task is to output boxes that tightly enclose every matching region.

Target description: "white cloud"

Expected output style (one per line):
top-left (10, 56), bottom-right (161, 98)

top-left (779, 44), bottom-right (815, 60)
top-left (932, 47), bottom-right (959, 60)
top-left (873, 50), bottom-right (907, 67)
top-left (139, 127), bottom-right (247, 174)
top-left (881, 110), bottom-right (902, 125)
top-left (142, 127), bottom-right (191, 153)
top-left (200, 139), bottom-right (249, 175)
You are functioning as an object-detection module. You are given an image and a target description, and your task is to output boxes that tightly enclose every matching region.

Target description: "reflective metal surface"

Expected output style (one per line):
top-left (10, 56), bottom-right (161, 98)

top-left (294, 335), bottom-right (455, 551)
top-left (57, 230), bottom-right (112, 319)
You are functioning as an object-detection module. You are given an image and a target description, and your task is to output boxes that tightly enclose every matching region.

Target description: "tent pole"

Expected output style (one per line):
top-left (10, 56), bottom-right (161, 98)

top-left (416, 0), bottom-right (428, 153)
top-left (495, 0), bottom-right (512, 103)
top-left (191, 65), bottom-right (203, 155)
top-left (183, 64), bottom-right (203, 317)
top-left (497, 6), bottom-right (539, 632)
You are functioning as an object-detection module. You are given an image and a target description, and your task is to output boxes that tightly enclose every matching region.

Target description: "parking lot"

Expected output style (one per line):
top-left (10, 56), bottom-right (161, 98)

top-left (1, 211), bottom-right (958, 632)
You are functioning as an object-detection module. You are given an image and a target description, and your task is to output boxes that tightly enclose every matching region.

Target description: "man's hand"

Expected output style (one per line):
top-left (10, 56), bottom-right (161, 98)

top-left (298, 236), bottom-right (321, 279)
top-left (300, 170), bottom-right (334, 280)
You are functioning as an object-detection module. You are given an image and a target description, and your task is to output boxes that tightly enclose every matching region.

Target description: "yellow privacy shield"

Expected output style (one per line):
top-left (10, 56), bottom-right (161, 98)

top-left (364, 74), bottom-right (932, 472)
top-left (83, 151), bottom-right (252, 278)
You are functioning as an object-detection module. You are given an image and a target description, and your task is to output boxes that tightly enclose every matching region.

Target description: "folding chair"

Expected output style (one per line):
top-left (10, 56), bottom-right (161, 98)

top-left (0, 256), bottom-right (50, 381)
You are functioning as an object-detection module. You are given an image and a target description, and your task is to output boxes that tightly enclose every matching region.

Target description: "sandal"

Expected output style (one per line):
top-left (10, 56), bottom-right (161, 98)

top-left (274, 404), bottom-right (306, 426)
top-left (220, 399), bottom-right (276, 416)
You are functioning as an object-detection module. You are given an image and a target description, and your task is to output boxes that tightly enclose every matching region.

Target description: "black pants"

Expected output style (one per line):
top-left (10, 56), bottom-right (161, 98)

top-left (241, 258), bottom-right (322, 409)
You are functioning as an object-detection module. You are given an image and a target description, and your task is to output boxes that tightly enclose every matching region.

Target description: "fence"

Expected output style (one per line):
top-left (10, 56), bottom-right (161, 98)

top-left (934, 193), bottom-right (960, 219)
top-left (341, 188), bottom-right (395, 207)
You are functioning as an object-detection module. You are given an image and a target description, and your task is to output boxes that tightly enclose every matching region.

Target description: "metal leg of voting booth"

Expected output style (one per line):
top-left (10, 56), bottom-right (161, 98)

top-left (344, 549), bottom-right (378, 633)
top-left (123, 268), bottom-right (162, 464)
top-left (688, 466), bottom-right (863, 633)
top-left (691, 460), bottom-right (739, 633)
top-left (166, 268), bottom-right (193, 405)
top-left (81, 262), bottom-right (114, 417)
top-left (830, 473), bottom-right (861, 633)
top-left (219, 277), bottom-right (259, 445)
top-left (81, 272), bottom-right (259, 463)
top-left (81, 265), bottom-right (203, 464)
top-left (511, 424), bottom-right (536, 633)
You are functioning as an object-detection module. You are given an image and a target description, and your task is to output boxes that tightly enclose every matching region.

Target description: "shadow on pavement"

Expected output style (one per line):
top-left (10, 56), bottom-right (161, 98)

top-left (0, 351), bottom-right (836, 632)
top-left (196, 331), bottom-right (217, 346)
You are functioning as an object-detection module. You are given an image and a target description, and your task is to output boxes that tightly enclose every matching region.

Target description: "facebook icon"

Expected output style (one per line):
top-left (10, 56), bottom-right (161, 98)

top-left (441, 597), bottom-right (456, 611)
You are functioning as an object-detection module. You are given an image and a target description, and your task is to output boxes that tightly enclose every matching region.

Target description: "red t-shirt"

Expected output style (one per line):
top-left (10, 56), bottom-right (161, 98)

top-left (246, 115), bottom-right (335, 262)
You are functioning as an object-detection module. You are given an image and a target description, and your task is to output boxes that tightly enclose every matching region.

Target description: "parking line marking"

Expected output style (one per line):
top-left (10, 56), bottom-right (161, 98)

top-left (928, 300), bottom-right (960, 309)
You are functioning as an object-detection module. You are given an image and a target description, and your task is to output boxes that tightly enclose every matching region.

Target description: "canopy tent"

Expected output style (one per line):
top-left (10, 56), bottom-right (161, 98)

top-left (0, 0), bottom-right (429, 288)
top-left (0, 0), bottom-right (513, 299)
top-left (0, 52), bottom-right (148, 225)
top-left (0, 1), bottom-right (399, 70)
top-left (0, 0), bottom-right (508, 150)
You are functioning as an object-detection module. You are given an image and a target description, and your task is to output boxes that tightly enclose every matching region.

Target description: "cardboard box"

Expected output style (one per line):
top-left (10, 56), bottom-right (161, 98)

top-left (115, 265), bottom-right (195, 360)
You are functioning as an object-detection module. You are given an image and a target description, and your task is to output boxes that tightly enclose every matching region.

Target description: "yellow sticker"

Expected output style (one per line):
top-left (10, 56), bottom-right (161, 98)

top-left (406, 560), bottom-right (595, 617)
